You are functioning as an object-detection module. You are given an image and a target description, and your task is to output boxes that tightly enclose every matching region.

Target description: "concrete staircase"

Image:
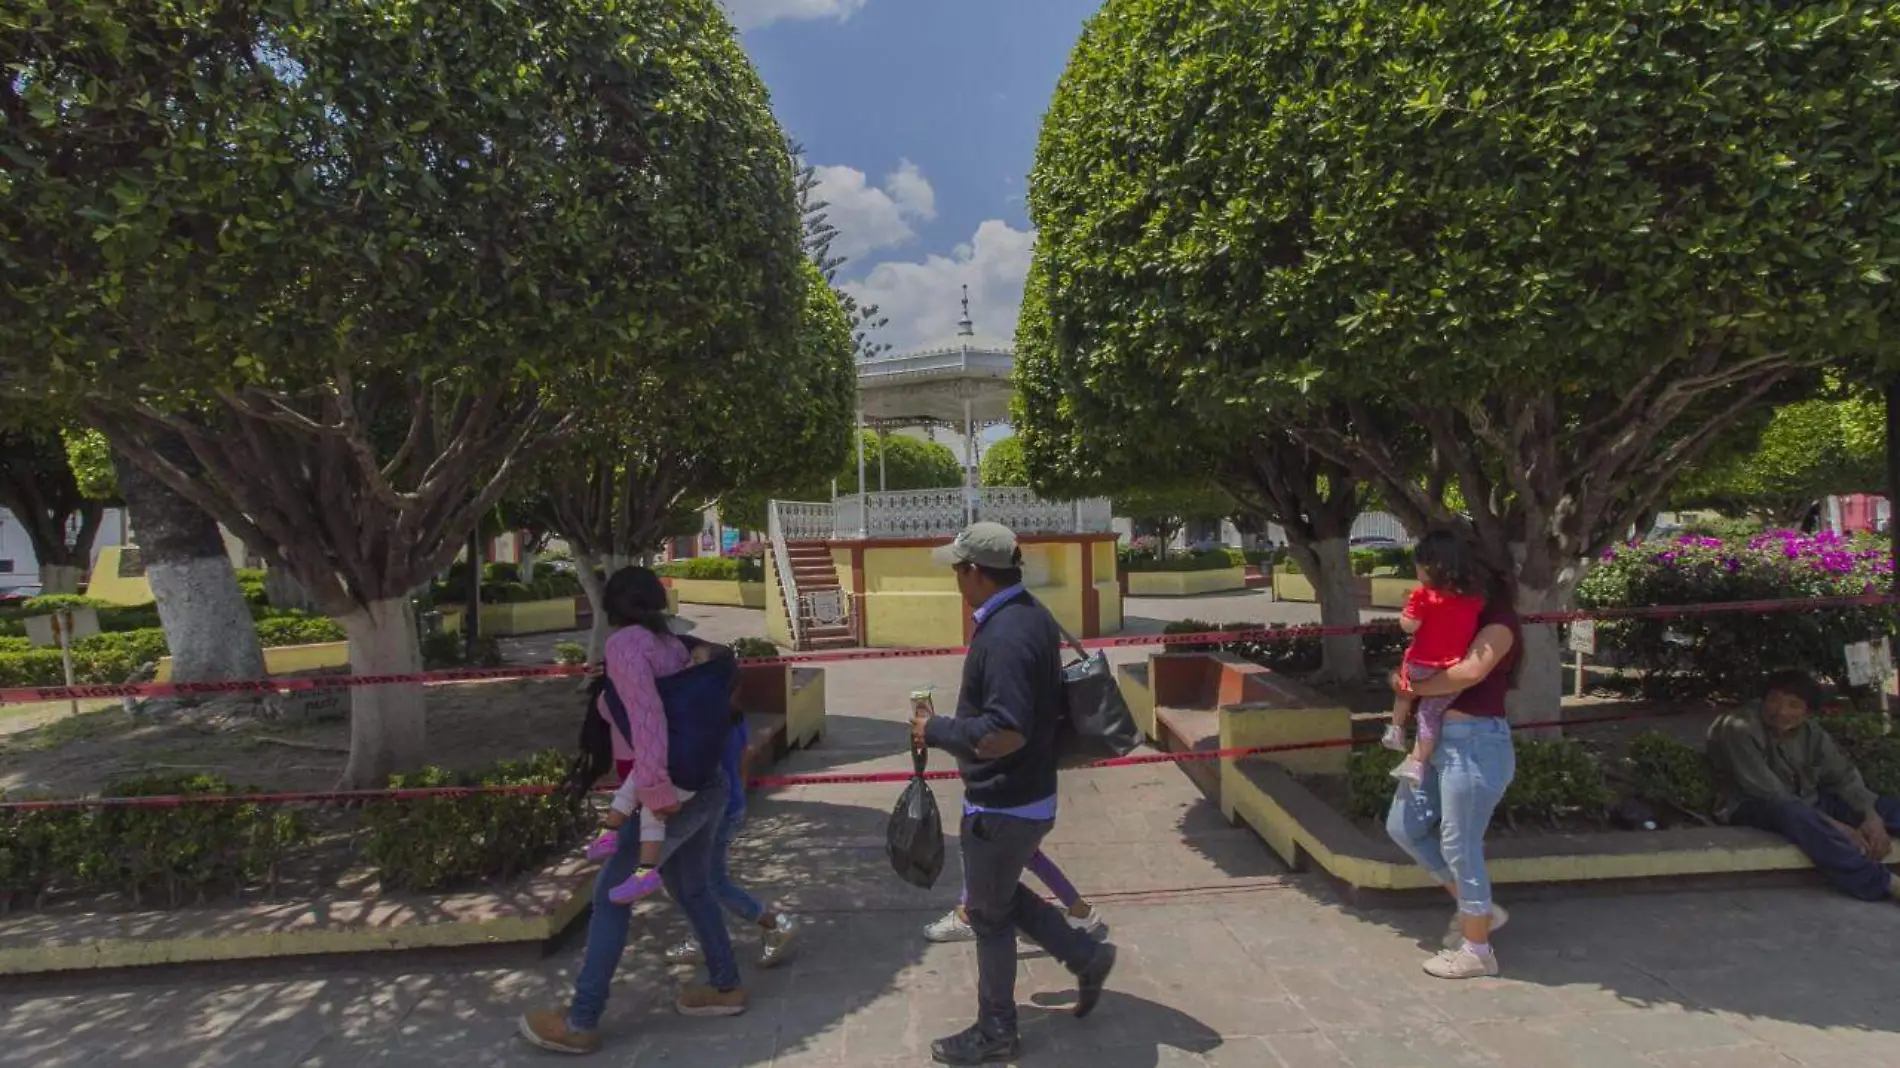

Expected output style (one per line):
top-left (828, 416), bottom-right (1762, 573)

top-left (784, 540), bottom-right (855, 651)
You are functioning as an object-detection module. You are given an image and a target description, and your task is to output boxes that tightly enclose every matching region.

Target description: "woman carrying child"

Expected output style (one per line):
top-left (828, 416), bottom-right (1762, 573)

top-left (1383, 533), bottom-right (1490, 784)
top-left (1382, 531), bottom-right (1521, 980)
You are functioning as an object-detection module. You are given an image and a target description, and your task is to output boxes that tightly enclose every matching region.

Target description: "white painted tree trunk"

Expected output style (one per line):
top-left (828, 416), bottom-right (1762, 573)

top-left (339, 597), bottom-right (426, 788)
top-left (37, 563), bottom-right (80, 596)
top-left (147, 556), bottom-right (267, 684)
top-left (575, 552), bottom-right (634, 663)
top-left (1509, 581), bottom-right (1575, 736)
top-left (1308, 536), bottom-right (1365, 683)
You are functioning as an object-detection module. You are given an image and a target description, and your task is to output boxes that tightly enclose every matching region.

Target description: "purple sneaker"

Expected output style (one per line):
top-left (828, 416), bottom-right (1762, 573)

top-left (583, 831), bottom-right (619, 863)
top-left (608, 866), bottom-right (664, 906)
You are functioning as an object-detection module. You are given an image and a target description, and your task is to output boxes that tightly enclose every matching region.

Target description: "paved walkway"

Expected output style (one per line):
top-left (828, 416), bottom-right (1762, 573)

top-left (3, 597), bottom-right (1898, 1067)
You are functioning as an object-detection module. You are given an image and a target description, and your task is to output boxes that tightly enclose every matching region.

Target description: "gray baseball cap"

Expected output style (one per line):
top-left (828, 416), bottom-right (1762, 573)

top-left (932, 522), bottom-right (1022, 570)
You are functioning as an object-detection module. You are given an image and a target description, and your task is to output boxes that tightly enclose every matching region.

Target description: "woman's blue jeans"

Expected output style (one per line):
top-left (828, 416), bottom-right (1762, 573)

top-left (710, 802), bottom-right (767, 924)
top-left (568, 771), bottom-right (738, 1033)
top-left (1385, 717), bottom-right (1515, 917)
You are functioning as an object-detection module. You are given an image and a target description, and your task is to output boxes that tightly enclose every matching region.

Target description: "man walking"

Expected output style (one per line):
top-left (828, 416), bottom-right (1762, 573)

top-left (912, 522), bottom-right (1117, 1065)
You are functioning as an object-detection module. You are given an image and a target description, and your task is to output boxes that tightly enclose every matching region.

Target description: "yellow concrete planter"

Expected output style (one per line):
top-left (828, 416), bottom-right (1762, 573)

top-left (669, 579), bottom-right (767, 608)
top-left (1270, 570), bottom-right (1378, 607)
top-left (1369, 576), bottom-right (1420, 610)
top-left (477, 598), bottom-right (577, 636)
top-left (1124, 567), bottom-right (1247, 598)
top-left (735, 662), bottom-right (826, 751)
top-left (155, 640), bottom-right (350, 683)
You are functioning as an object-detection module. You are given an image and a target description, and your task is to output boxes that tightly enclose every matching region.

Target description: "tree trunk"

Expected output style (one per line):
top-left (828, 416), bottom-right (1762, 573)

top-left (1509, 580), bottom-right (1576, 736)
top-left (112, 448), bottom-right (264, 686)
top-left (1288, 535), bottom-right (1364, 683)
top-left (38, 563), bottom-right (81, 595)
top-left (575, 550), bottom-right (610, 663)
top-left (338, 597), bottom-right (426, 788)
top-left (263, 568), bottom-right (319, 613)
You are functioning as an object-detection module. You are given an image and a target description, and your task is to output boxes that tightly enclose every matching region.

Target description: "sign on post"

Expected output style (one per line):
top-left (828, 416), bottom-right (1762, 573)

top-left (1568, 619), bottom-right (1596, 698)
top-left (24, 607), bottom-right (100, 719)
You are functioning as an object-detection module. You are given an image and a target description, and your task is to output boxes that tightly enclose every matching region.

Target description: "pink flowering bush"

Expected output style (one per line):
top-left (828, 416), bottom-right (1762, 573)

top-left (1575, 531), bottom-right (1895, 698)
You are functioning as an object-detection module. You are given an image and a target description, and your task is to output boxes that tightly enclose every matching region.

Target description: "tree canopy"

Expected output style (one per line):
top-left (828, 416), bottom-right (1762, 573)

top-left (1673, 387), bottom-right (1886, 523)
top-left (1024, 0), bottom-right (1900, 710)
top-left (0, 0), bottom-right (807, 783)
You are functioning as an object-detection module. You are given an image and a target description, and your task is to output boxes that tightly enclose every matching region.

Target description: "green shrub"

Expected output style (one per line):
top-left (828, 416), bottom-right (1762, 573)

top-left (420, 630), bottom-right (466, 670)
top-left (0, 628), bottom-right (170, 686)
top-left (531, 570), bottom-right (585, 600)
top-left (253, 611), bottom-right (346, 647)
top-left (360, 751), bottom-right (587, 891)
top-left (1163, 619), bottom-right (1407, 673)
top-left (656, 556), bottom-right (766, 583)
top-left (1576, 532), bottom-right (1895, 699)
top-left (1122, 548), bottom-right (1243, 574)
top-left (552, 641), bottom-right (587, 666)
top-left (1825, 713), bottom-right (1900, 798)
top-left (0, 636), bottom-right (29, 654)
top-left (1347, 746), bottom-right (1407, 819)
top-left (730, 636), bottom-right (778, 660)
top-left (1623, 732), bottom-right (1717, 817)
top-left (483, 562), bottom-right (522, 585)
top-left (234, 569), bottom-right (270, 607)
top-left (0, 775), bottom-right (310, 911)
top-left (1503, 739), bottom-right (1614, 823)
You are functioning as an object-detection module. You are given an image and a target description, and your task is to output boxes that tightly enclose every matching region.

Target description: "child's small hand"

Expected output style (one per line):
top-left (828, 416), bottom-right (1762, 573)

top-left (689, 645), bottom-right (714, 665)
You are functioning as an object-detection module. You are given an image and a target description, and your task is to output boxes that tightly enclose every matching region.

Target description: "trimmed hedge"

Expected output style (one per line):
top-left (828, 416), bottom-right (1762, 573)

top-left (1162, 619), bottom-right (1408, 673)
top-left (0, 774), bottom-right (311, 912)
top-left (1347, 738), bottom-right (1613, 824)
top-left (0, 612), bottom-right (347, 687)
top-left (434, 566), bottom-right (585, 606)
top-left (1121, 548), bottom-right (1244, 574)
top-left (657, 556), bottom-right (766, 583)
top-left (360, 750), bottom-right (587, 891)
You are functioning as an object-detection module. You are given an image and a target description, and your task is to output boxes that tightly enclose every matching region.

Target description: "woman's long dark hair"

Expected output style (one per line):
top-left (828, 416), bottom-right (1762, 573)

top-left (602, 566), bottom-right (672, 636)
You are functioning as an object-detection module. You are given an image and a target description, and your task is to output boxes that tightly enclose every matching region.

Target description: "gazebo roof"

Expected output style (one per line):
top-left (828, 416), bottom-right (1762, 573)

top-left (857, 288), bottom-right (1017, 428)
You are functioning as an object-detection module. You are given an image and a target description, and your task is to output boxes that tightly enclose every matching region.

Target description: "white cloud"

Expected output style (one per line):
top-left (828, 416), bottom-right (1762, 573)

top-left (811, 159), bottom-right (937, 261)
top-left (843, 220), bottom-right (1037, 353)
top-left (719, 0), bottom-right (868, 31)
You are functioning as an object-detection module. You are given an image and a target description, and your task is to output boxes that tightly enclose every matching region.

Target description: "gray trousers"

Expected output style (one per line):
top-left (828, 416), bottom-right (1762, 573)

top-left (960, 810), bottom-right (1099, 1036)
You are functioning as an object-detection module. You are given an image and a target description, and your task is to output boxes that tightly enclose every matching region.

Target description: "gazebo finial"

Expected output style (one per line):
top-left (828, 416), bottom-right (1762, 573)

top-left (957, 284), bottom-right (974, 337)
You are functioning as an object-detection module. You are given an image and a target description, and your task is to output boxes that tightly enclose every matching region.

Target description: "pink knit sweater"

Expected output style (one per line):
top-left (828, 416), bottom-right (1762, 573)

top-left (597, 625), bottom-right (691, 812)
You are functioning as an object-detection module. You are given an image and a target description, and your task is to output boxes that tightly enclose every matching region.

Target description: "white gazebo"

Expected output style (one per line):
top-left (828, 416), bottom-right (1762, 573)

top-left (764, 290), bottom-right (1119, 650)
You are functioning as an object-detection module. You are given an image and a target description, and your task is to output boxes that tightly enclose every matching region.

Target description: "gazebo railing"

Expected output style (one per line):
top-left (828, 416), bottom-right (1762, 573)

top-left (825, 488), bottom-right (1113, 539)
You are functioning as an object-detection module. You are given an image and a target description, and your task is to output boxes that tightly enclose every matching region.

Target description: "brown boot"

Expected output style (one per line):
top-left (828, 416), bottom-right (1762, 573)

top-left (675, 985), bottom-right (748, 1017)
top-left (518, 1009), bottom-right (601, 1054)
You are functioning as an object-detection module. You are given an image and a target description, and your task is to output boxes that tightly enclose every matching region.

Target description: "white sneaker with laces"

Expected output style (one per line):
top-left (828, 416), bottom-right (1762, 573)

top-left (1441, 904), bottom-right (1510, 950)
top-left (923, 910), bottom-right (976, 943)
top-left (1423, 944), bottom-right (1499, 979)
top-left (1380, 724), bottom-right (1408, 752)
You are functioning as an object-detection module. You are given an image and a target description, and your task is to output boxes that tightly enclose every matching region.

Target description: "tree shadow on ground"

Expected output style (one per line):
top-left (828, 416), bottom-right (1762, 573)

top-left (1292, 867), bottom-right (1900, 1051)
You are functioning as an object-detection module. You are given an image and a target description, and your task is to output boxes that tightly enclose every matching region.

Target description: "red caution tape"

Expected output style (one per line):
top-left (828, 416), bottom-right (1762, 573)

top-left (2, 590), bottom-right (1891, 707)
top-left (0, 705), bottom-right (1698, 812)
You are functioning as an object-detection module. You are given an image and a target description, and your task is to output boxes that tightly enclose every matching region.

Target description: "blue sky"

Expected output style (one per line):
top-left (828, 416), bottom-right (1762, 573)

top-left (725, 0), bottom-right (1102, 352)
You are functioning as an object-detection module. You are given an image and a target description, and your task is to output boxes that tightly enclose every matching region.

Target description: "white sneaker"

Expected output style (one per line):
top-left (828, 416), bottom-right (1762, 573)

top-left (923, 910), bottom-right (976, 943)
top-left (663, 938), bottom-right (703, 966)
top-left (1380, 724), bottom-right (1408, 751)
top-left (760, 913), bottom-right (800, 969)
top-left (1069, 908), bottom-right (1107, 939)
top-left (1441, 904), bottom-right (1510, 950)
top-left (1423, 944), bottom-right (1499, 979)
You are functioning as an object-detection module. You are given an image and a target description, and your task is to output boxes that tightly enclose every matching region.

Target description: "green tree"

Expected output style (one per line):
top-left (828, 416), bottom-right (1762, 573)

top-left (721, 430), bottom-right (963, 532)
top-left (1027, 0), bottom-right (1900, 715)
top-left (1673, 388), bottom-right (1886, 525)
top-left (979, 436), bottom-right (1029, 487)
top-left (0, 415), bottom-right (104, 594)
top-left (2, 0), bottom-right (805, 785)
top-left (526, 262), bottom-right (855, 659)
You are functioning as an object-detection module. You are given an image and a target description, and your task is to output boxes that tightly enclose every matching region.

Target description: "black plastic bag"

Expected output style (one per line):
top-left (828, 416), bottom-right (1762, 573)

top-left (1054, 625), bottom-right (1142, 768)
top-left (886, 747), bottom-right (945, 888)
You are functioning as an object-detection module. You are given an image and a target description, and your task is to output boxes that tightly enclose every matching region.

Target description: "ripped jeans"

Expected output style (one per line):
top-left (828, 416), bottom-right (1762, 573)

top-left (1385, 717), bottom-right (1515, 916)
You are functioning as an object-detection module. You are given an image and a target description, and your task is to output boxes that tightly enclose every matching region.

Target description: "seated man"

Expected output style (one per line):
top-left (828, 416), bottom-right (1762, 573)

top-left (1707, 670), bottom-right (1900, 903)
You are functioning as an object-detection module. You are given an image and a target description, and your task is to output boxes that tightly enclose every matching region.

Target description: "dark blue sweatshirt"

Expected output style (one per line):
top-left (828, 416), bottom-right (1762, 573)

top-left (924, 591), bottom-right (1065, 809)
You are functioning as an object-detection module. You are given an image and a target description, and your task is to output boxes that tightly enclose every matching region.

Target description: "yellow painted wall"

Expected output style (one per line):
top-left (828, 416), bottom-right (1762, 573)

top-left (1369, 577), bottom-right (1420, 609)
top-left (670, 579), bottom-right (767, 608)
top-left (83, 548), bottom-right (155, 606)
top-left (1126, 567), bottom-right (1247, 598)
top-left (156, 640), bottom-right (350, 683)
top-left (1097, 582), bottom-right (1123, 633)
top-left (477, 598), bottom-right (577, 636)
top-left (764, 555), bottom-right (793, 648)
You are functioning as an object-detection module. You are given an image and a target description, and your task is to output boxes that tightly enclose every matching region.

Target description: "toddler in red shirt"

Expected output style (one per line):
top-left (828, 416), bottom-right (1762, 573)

top-left (1383, 536), bottom-right (1489, 785)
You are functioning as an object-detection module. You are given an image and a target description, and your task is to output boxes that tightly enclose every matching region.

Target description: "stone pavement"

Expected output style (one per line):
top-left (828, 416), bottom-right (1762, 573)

top-left (3, 598), bottom-right (1899, 1067)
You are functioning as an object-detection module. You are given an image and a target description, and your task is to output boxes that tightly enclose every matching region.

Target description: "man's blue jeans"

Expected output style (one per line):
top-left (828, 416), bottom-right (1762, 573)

top-left (710, 802), bottom-right (767, 924)
top-left (1386, 717), bottom-right (1516, 917)
top-left (1731, 792), bottom-right (1900, 901)
top-left (568, 771), bottom-right (738, 1033)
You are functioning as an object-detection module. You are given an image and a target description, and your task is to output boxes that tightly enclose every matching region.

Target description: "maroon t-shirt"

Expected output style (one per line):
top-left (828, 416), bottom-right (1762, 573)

top-left (1449, 600), bottom-right (1520, 718)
